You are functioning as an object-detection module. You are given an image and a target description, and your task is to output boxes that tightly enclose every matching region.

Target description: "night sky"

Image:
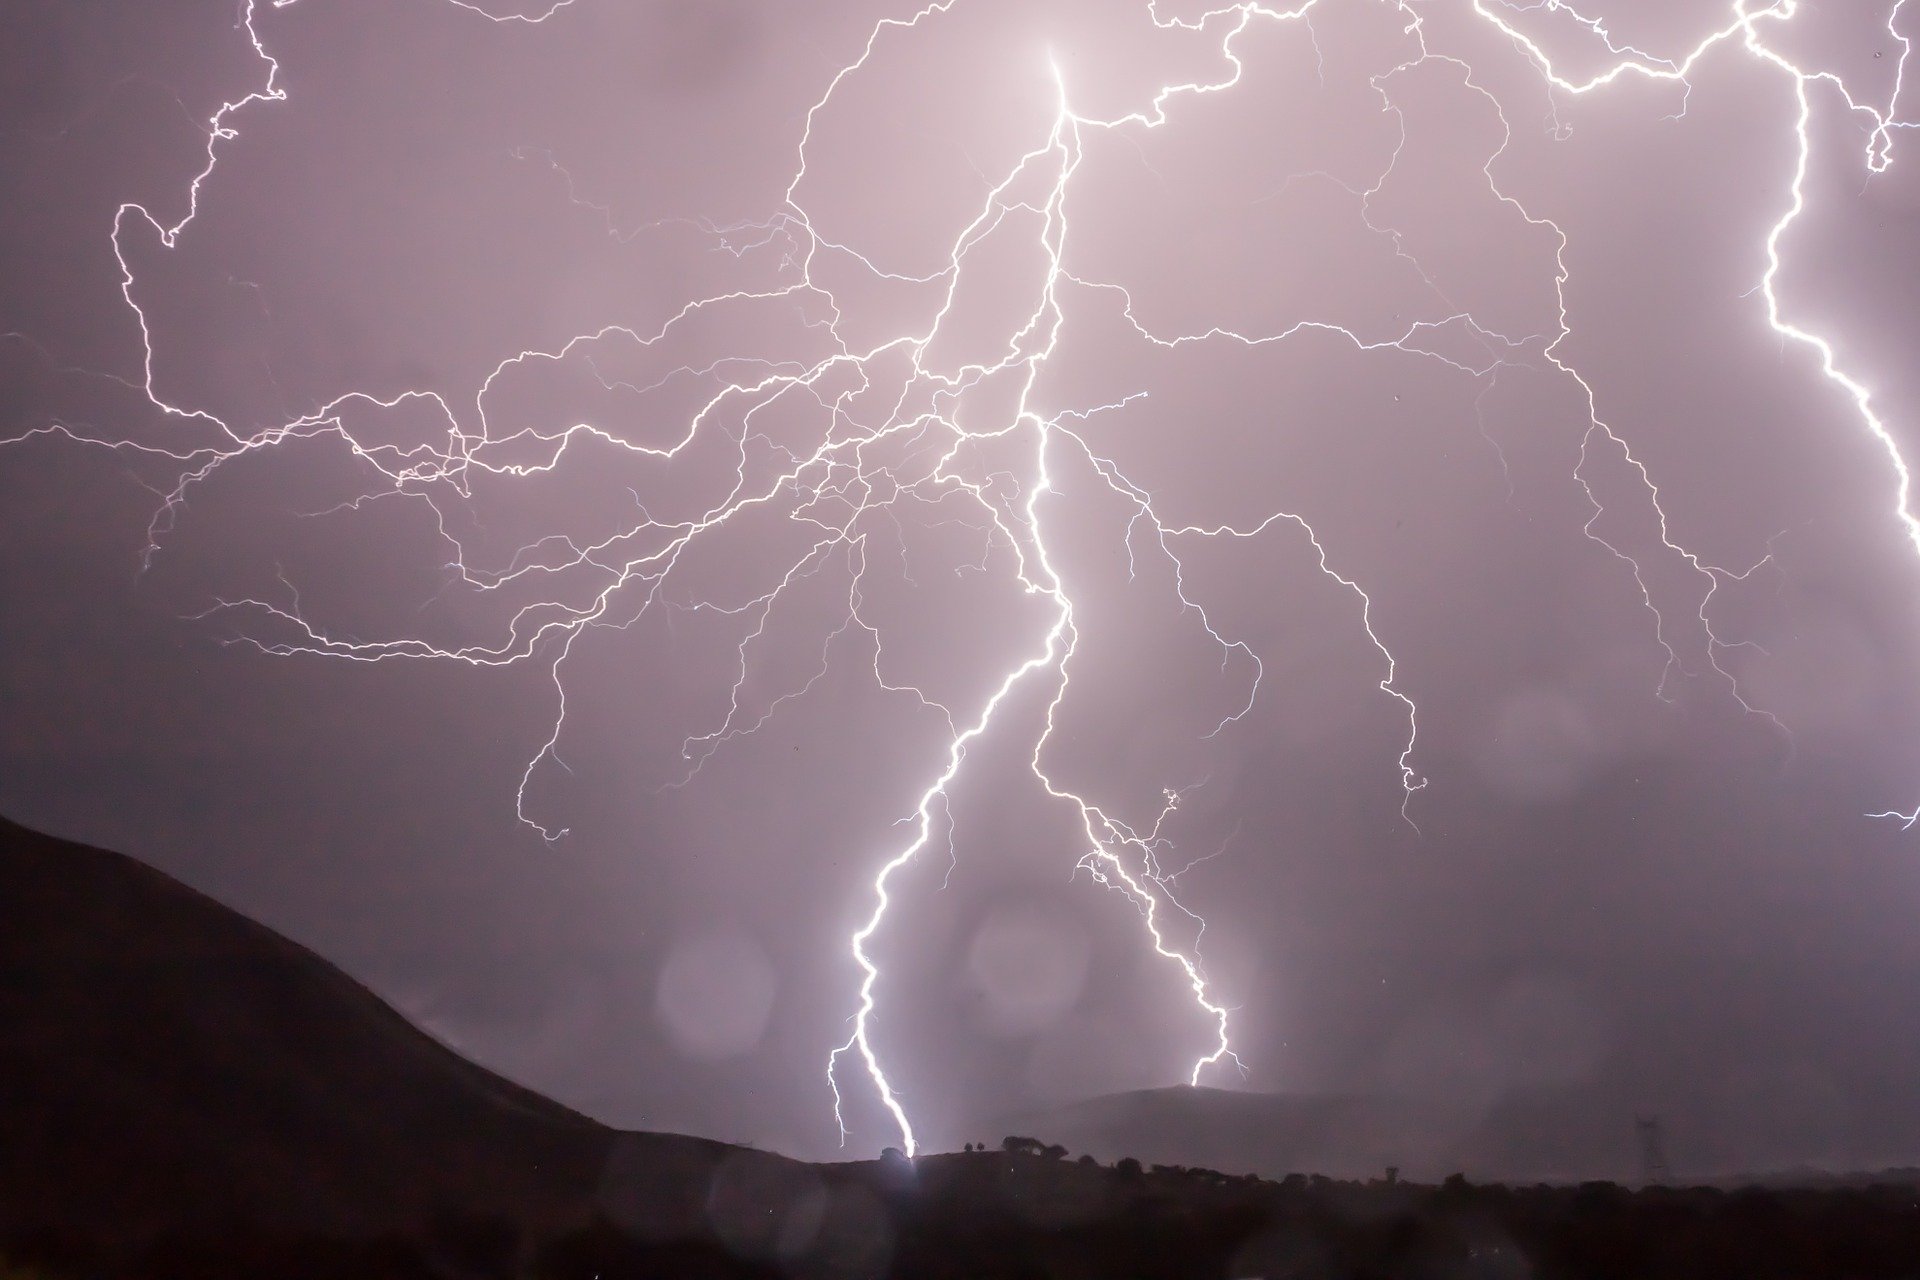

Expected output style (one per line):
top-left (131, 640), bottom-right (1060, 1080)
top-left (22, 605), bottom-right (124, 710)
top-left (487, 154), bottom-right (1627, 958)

top-left (6, 0), bottom-right (1920, 1175)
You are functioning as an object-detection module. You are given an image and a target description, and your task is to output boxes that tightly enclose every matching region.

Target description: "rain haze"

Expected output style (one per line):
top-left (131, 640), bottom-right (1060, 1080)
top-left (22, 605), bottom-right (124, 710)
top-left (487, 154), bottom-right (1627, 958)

top-left (5, 0), bottom-right (1920, 1181)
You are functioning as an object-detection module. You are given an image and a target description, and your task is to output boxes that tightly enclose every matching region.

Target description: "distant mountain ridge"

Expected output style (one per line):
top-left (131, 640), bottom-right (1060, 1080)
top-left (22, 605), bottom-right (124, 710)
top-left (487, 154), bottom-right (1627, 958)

top-left (995, 1082), bottom-right (1646, 1185)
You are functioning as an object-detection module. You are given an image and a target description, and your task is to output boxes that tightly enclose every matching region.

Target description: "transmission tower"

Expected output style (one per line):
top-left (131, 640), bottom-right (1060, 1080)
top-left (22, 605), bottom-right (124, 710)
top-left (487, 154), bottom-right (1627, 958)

top-left (1635, 1115), bottom-right (1671, 1185)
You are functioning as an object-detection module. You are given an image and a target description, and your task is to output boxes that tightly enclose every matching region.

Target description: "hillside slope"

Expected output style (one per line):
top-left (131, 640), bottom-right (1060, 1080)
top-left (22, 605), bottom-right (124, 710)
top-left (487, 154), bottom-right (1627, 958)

top-left (0, 814), bottom-right (624, 1237)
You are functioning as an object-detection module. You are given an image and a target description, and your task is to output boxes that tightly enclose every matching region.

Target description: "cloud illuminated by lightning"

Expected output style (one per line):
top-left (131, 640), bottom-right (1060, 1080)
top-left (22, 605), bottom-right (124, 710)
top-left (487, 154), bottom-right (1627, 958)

top-left (5, 0), bottom-right (1918, 1158)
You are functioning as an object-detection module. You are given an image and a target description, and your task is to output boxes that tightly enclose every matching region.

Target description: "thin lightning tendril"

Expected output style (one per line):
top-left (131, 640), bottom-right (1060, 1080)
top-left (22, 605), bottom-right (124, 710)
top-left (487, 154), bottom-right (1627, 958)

top-left (6, 0), bottom-right (1918, 1154)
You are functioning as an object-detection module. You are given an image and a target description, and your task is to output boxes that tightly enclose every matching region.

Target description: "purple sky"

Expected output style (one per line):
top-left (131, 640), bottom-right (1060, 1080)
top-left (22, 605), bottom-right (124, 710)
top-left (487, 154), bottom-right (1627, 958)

top-left (6, 0), bottom-right (1920, 1173)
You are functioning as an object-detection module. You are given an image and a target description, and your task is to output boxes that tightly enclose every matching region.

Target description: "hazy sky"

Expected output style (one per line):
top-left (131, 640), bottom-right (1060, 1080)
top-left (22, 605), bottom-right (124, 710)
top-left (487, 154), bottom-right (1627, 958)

top-left (6, 0), bottom-right (1920, 1174)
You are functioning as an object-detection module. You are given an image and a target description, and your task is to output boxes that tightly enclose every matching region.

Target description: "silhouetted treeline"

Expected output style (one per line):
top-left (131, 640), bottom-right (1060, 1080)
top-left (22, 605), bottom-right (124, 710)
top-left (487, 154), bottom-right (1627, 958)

top-left (8, 1145), bottom-right (1920, 1279)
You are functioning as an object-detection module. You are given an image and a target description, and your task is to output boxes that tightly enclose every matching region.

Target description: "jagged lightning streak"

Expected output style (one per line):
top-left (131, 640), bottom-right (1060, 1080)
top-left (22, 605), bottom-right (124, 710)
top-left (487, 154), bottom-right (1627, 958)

top-left (7, 0), bottom-right (1920, 1158)
top-left (824, 18), bottom-right (1487, 1142)
top-left (1456, 0), bottom-right (1918, 807)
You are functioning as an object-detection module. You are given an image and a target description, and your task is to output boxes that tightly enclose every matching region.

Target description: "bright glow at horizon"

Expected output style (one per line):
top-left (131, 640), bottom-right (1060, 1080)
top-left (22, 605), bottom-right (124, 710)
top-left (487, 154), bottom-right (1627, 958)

top-left (7, 0), bottom-right (1917, 1157)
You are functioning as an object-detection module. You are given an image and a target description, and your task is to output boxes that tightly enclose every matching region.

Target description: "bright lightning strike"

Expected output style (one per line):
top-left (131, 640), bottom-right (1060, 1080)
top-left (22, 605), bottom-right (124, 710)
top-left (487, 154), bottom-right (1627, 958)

top-left (6, 0), bottom-right (1918, 1160)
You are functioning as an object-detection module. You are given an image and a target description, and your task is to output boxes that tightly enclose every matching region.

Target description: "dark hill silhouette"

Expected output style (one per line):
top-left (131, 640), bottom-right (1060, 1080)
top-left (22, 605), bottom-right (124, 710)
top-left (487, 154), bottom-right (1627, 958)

top-left (11, 813), bottom-right (1920, 1279)
top-left (0, 814), bottom-right (768, 1244)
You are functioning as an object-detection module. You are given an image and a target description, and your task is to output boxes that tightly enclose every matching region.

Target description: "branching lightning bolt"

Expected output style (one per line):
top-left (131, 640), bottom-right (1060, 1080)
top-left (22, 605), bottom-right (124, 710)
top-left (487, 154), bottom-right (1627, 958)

top-left (7, 0), bottom-right (1919, 1158)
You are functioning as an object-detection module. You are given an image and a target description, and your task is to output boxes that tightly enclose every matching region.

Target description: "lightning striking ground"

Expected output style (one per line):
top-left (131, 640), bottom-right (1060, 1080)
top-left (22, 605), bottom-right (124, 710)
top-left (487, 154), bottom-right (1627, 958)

top-left (6, 0), bottom-right (1919, 1157)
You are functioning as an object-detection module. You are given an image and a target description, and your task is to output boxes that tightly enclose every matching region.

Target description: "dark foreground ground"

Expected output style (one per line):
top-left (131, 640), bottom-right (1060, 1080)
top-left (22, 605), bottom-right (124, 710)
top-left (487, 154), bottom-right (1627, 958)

top-left (6, 814), bottom-right (1918, 1279)
top-left (9, 1156), bottom-right (1920, 1279)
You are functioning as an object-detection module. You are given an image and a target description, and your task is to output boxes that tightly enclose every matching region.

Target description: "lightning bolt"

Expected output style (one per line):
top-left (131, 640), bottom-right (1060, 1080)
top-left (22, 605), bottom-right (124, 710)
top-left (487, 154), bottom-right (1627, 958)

top-left (1456, 0), bottom-right (1916, 806)
top-left (6, 0), bottom-right (1918, 1159)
